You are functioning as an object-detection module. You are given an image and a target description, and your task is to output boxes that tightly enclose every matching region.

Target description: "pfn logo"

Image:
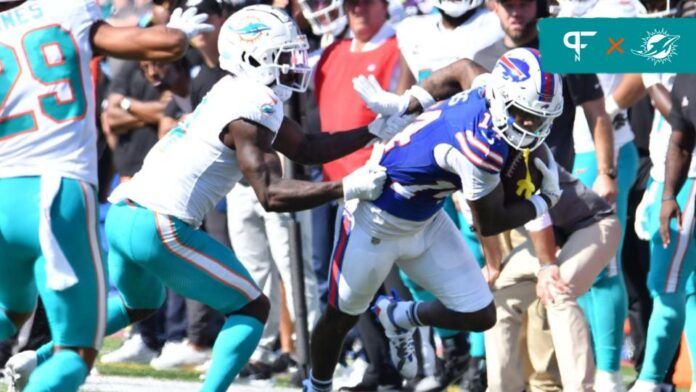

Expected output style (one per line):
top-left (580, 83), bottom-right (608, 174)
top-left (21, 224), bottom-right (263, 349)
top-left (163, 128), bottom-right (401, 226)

top-left (563, 31), bottom-right (597, 62)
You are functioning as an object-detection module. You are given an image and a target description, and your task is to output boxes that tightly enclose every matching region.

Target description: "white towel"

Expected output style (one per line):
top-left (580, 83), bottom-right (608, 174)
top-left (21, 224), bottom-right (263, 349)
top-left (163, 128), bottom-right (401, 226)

top-left (39, 174), bottom-right (78, 291)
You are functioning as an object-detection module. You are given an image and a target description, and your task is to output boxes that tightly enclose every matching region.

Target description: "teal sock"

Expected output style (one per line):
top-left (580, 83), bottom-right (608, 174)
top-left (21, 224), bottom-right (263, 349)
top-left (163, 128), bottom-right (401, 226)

top-left (106, 295), bottom-right (132, 335)
top-left (201, 314), bottom-right (264, 392)
top-left (24, 350), bottom-right (88, 392)
top-left (34, 295), bottom-right (132, 367)
top-left (0, 310), bottom-right (18, 341)
top-left (590, 275), bottom-right (627, 372)
top-left (640, 293), bottom-right (686, 382)
top-left (36, 343), bottom-right (54, 366)
top-left (469, 332), bottom-right (485, 358)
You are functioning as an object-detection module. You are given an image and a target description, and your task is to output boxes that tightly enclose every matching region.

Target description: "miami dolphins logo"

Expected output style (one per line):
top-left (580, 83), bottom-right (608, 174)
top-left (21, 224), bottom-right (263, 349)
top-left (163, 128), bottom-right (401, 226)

top-left (632, 29), bottom-right (680, 65)
top-left (231, 19), bottom-right (271, 42)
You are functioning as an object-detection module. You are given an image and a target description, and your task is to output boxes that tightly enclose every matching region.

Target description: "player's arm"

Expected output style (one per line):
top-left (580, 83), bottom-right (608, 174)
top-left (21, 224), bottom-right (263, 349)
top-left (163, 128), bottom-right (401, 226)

top-left (229, 120), bottom-right (386, 212)
top-left (353, 58), bottom-right (487, 117)
top-left (90, 7), bottom-right (213, 61)
top-left (272, 115), bottom-right (408, 165)
top-left (582, 96), bottom-right (617, 203)
top-left (395, 54), bottom-right (417, 94)
top-left (468, 183), bottom-right (539, 236)
top-left (526, 219), bottom-right (570, 304)
top-left (661, 87), bottom-right (696, 246)
top-left (91, 22), bottom-right (187, 61)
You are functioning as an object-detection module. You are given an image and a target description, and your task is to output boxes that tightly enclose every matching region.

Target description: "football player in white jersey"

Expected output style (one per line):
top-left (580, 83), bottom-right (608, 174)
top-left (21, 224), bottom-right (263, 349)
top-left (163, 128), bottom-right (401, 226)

top-left (0, 0), bottom-right (213, 390)
top-left (5, 4), bottom-right (406, 392)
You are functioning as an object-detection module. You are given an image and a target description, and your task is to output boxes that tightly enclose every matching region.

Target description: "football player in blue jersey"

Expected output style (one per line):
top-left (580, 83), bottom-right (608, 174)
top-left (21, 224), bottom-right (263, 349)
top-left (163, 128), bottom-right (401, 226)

top-left (304, 48), bottom-right (565, 392)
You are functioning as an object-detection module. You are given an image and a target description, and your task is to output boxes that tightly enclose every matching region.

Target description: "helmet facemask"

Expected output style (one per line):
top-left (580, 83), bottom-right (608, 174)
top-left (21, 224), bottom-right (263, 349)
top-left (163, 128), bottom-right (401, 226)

top-left (299, 0), bottom-right (347, 36)
top-left (496, 103), bottom-right (554, 151)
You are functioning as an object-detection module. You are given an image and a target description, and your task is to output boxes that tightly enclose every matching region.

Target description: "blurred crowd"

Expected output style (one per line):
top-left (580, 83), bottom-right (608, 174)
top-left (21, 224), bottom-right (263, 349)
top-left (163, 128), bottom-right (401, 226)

top-left (2, 0), bottom-right (695, 391)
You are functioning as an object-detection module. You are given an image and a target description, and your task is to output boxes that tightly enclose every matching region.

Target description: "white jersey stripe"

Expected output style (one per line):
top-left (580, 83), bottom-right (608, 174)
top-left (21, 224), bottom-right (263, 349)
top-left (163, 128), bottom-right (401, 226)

top-left (665, 181), bottom-right (696, 293)
top-left (455, 132), bottom-right (500, 173)
top-left (154, 213), bottom-right (260, 301)
top-left (78, 181), bottom-right (106, 348)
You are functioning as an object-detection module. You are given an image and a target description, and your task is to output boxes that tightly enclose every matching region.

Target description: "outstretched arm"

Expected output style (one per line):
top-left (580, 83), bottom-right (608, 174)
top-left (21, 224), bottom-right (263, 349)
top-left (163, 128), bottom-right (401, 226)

top-left (272, 117), bottom-right (374, 165)
top-left (91, 22), bottom-right (187, 61)
top-left (230, 119), bottom-right (385, 212)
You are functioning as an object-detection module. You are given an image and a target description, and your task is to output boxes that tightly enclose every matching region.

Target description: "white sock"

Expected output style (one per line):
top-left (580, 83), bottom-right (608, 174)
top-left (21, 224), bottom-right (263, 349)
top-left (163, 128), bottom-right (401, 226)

top-left (392, 301), bottom-right (422, 330)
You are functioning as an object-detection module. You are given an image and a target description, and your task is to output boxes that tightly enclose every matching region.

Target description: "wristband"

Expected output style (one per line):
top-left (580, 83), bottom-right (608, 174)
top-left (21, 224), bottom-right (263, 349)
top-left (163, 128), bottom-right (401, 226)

top-left (120, 97), bottom-right (132, 112)
top-left (407, 85), bottom-right (436, 111)
top-left (528, 194), bottom-right (549, 218)
top-left (662, 195), bottom-right (677, 202)
top-left (536, 263), bottom-right (556, 277)
top-left (604, 95), bottom-right (620, 119)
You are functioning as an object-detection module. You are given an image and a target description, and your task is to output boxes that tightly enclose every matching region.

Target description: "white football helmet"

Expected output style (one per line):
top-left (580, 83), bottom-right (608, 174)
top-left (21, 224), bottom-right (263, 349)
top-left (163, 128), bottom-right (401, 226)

top-left (432, 0), bottom-right (483, 17)
top-left (299, 0), bottom-right (347, 36)
top-left (486, 48), bottom-right (563, 151)
top-left (218, 5), bottom-right (312, 101)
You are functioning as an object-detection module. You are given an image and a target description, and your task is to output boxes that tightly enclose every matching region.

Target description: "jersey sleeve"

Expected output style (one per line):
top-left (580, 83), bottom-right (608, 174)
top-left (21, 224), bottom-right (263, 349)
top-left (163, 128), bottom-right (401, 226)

top-left (434, 143), bottom-right (500, 201)
top-left (237, 84), bottom-right (284, 134)
top-left (667, 84), bottom-right (693, 133)
top-left (565, 74), bottom-right (603, 106)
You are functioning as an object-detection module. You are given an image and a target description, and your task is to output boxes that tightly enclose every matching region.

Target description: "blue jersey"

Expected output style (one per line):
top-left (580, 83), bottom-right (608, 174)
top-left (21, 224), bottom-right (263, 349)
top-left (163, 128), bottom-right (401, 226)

top-left (373, 88), bottom-right (509, 221)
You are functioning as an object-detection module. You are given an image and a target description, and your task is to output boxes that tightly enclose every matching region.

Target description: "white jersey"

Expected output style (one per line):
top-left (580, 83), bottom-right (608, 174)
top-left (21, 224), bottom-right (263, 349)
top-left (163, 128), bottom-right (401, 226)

top-left (571, 0), bottom-right (641, 154)
top-left (646, 73), bottom-right (696, 181)
top-left (110, 76), bottom-right (284, 228)
top-left (396, 8), bottom-right (503, 82)
top-left (0, 0), bottom-right (102, 184)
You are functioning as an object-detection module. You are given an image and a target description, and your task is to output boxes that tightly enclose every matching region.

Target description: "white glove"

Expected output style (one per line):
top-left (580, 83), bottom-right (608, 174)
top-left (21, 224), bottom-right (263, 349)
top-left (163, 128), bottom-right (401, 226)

top-left (367, 113), bottom-right (414, 141)
top-left (534, 156), bottom-right (562, 208)
top-left (167, 7), bottom-right (214, 40)
top-left (342, 164), bottom-right (387, 201)
top-left (353, 74), bottom-right (410, 116)
top-left (634, 182), bottom-right (657, 240)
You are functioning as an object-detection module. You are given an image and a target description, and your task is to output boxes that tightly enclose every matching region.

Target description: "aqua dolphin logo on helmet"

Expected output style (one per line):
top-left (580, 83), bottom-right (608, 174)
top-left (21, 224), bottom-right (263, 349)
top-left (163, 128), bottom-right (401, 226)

top-left (233, 22), bottom-right (271, 35)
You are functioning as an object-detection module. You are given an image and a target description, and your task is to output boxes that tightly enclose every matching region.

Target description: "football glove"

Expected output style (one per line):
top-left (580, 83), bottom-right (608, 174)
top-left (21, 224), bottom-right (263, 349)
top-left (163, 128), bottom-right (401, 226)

top-left (167, 7), bottom-right (214, 40)
top-left (342, 164), bottom-right (387, 201)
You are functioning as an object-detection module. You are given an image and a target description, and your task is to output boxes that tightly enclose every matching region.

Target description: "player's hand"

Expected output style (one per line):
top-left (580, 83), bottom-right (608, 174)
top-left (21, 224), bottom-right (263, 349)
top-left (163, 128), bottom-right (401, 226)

top-left (342, 164), bottom-right (387, 201)
top-left (368, 113), bottom-right (414, 141)
top-left (167, 7), bottom-right (214, 40)
top-left (659, 199), bottom-right (682, 248)
top-left (353, 74), bottom-right (410, 116)
top-left (536, 264), bottom-right (570, 306)
top-left (534, 156), bottom-right (562, 207)
top-left (593, 173), bottom-right (618, 204)
top-left (481, 265), bottom-right (500, 288)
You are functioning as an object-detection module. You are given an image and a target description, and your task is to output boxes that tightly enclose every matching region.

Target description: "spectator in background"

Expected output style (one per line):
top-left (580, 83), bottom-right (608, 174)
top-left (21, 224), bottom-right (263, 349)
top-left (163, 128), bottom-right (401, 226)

top-left (312, 0), bottom-right (409, 389)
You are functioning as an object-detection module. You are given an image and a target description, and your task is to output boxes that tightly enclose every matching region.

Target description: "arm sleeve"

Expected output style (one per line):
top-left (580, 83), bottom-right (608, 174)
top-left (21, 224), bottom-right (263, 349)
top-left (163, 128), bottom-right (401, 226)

top-left (667, 83), bottom-right (692, 132)
top-left (434, 143), bottom-right (500, 200)
top-left (566, 74), bottom-right (604, 106)
top-left (238, 85), bottom-right (284, 135)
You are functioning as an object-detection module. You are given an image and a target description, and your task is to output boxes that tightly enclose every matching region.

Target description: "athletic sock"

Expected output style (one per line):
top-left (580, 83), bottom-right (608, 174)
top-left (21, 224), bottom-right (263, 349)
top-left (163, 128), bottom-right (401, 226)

top-left (200, 314), bottom-right (264, 392)
top-left (24, 350), bottom-right (88, 392)
top-left (0, 310), bottom-right (18, 342)
top-left (309, 370), bottom-right (332, 392)
top-left (34, 295), bottom-right (132, 367)
top-left (391, 301), bottom-right (422, 330)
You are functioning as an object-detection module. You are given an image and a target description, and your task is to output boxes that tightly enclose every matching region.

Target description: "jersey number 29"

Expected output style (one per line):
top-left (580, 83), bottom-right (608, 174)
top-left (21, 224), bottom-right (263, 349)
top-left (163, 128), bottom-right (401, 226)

top-left (0, 25), bottom-right (87, 141)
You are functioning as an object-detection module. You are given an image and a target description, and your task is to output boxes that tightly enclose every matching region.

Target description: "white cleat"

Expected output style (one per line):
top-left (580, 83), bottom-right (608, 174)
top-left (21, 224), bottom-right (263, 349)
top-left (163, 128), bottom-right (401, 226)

top-left (595, 370), bottom-right (626, 392)
top-left (3, 350), bottom-right (38, 392)
top-left (149, 340), bottom-right (211, 370)
top-left (372, 295), bottom-right (418, 379)
top-left (100, 334), bottom-right (158, 364)
top-left (628, 380), bottom-right (661, 392)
